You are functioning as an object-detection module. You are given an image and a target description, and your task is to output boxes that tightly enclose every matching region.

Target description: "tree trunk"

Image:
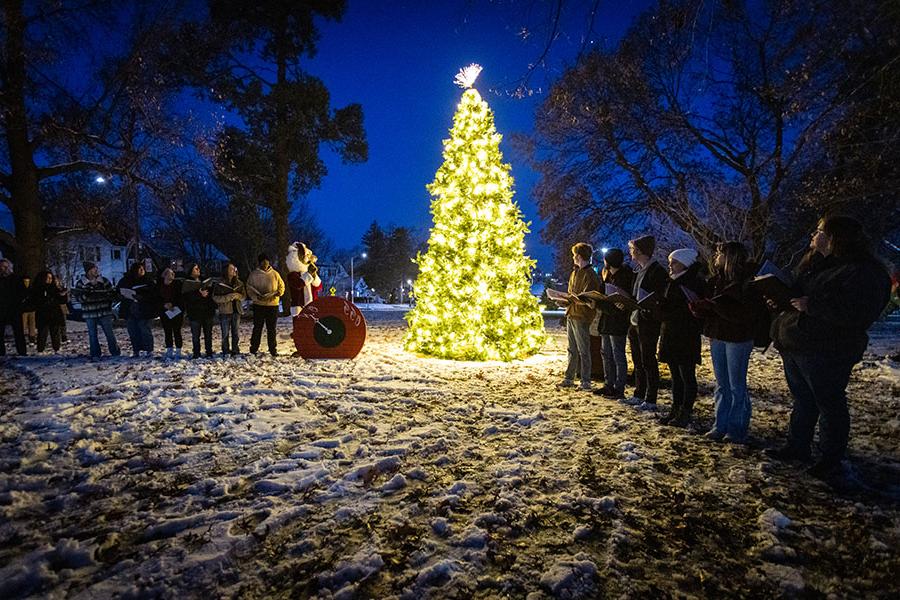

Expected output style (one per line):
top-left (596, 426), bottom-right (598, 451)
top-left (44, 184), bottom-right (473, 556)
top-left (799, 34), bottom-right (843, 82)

top-left (3, 0), bottom-right (45, 277)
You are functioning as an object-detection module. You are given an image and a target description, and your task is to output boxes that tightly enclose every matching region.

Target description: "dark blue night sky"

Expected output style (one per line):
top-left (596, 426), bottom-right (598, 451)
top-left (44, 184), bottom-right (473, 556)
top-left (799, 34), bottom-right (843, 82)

top-left (301, 1), bottom-right (653, 271)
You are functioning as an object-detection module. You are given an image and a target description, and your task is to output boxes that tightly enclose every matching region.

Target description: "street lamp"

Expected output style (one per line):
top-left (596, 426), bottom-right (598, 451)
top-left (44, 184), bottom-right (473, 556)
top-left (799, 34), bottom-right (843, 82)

top-left (406, 278), bottom-right (413, 306)
top-left (350, 252), bottom-right (367, 304)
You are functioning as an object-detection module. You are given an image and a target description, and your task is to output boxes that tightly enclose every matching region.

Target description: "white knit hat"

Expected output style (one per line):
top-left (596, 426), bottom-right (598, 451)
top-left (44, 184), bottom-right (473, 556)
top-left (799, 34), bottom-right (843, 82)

top-left (668, 248), bottom-right (698, 268)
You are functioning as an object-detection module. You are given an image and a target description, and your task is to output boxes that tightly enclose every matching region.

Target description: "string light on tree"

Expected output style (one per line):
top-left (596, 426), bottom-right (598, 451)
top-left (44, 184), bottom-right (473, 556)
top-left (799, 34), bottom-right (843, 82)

top-left (405, 64), bottom-right (545, 361)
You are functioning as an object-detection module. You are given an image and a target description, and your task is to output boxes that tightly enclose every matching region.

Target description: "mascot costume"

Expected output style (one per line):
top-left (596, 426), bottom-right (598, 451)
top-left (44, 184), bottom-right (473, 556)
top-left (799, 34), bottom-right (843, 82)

top-left (287, 242), bottom-right (323, 355)
top-left (286, 241), bottom-right (368, 359)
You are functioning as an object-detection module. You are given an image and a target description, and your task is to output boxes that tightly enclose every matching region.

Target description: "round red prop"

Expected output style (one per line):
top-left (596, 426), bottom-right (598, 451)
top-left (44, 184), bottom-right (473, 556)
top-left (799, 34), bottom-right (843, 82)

top-left (291, 297), bottom-right (367, 359)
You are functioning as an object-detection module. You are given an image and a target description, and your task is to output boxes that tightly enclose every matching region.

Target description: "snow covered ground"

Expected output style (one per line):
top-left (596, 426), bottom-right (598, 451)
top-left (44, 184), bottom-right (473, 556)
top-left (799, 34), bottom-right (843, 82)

top-left (1, 312), bottom-right (898, 599)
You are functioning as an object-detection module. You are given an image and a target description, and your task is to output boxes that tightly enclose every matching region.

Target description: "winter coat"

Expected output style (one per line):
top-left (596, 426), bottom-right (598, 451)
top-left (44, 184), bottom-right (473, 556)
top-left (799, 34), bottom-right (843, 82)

top-left (213, 276), bottom-right (246, 316)
top-left (566, 264), bottom-right (601, 323)
top-left (30, 280), bottom-right (67, 328)
top-left (630, 260), bottom-right (668, 327)
top-left (658, 263), bottom-right (706, 365)
top-left (118, 273), bottom-right (159, 320)
top-left (246, 267), bottom-right (285, 307)
top-left (0, 272), bottom-right (27, 318)
top-left (598, 266), bottom-right (635, 336)
top-left (182, 279), bottom-right (217, 322)
top-left (700, 273), bottom-right (758, 343)
top-left (771, 254), bottom-right (891, 360)
top-left (158, 279), bottom-right (184, 316)
top-left (74, 275), bottom-right (117, 320)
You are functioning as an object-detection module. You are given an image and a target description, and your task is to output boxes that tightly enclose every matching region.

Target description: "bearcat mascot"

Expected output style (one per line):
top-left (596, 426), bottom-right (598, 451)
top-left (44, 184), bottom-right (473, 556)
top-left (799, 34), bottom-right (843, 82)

top-left (286, 242), bottom-right (323, 355)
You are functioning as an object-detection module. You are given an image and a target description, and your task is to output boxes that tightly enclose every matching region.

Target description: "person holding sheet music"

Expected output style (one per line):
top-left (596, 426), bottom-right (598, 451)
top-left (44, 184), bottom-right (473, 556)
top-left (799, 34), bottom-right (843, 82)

top-left (246, 253), bottom-right (285, 356)
top-left (213, 262), bottom-right (246, 356)
top-left (626, 235), bottom-right (668, 410)
top-left (554, 243), bottom-right (601, 391)
top-left (766, 216), bottom-right (891, 480)
top-left (158, 268), bottom-right (184, 359)
top-left (689, 242), bottom-right (758, 442)
top-left (74, 262), bottom-right (120, 360)
top-left (182, 263), bottom-right (217, 359)
top-left (117, 262), bottom-right (157, 357)
top-left (593, 248), bottom-right (634, 400)
top-left (656, 249), bottom-right (706, 427)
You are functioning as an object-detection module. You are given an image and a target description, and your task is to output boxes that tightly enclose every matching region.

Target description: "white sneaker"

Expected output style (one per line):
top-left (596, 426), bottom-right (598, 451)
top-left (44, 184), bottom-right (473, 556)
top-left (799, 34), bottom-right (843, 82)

top-left (636, 402), bottom-right (658, 412)
top-left (622, 395), bottom-right (644, 406)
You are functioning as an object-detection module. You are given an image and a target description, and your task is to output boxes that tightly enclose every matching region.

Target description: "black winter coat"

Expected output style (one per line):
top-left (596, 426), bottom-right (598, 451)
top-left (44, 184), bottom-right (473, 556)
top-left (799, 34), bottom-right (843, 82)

top-left (631, 260), bottom-right (668, 327)
top-left (771, 254), bottom-right (890, 360)
top-left (0, 273), bottom-right (27, 318)
top-left (30, 282), bottom-right (67, 327)
top-left (701, 274), bottom-right (757, 343)
top-left (118, 273), bottom-right (159, 320)
top-left (598, 266), bottom-right (635, 336)
top-left (658, 263), bottom-right (706, 365)
top-left (183, 280), bottom-right (217, 321)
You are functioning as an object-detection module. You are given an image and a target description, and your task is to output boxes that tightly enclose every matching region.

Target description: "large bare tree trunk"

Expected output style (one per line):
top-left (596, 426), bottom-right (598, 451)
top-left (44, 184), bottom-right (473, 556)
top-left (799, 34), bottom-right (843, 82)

top-left (3, 0), bottom-right (45, 277)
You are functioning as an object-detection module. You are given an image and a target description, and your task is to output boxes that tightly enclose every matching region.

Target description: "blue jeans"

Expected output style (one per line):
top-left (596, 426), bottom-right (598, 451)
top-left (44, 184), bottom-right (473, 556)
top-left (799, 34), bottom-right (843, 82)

top-left (126, 317), bottom-right (154, 355)
top-left (85, 315), bottom-right (121, 359)
top-left (219, 313), bottom-right (240, 354)
top-left (564, 318), bottom-right (592, 387)
top-left (601, 334), bottom-right (628, 392)
top-left (781, 351), bottom-right (855, 465)
top-left (710, 339), bottom-right (754, 439)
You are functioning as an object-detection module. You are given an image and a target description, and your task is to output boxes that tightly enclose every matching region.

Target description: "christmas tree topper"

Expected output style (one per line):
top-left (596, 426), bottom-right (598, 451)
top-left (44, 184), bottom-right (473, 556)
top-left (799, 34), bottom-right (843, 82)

top-left (454, 63), bottom-right (483, 89)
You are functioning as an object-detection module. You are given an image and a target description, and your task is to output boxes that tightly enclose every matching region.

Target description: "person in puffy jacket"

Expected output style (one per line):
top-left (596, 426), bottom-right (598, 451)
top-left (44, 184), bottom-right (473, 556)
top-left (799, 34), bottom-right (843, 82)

top-left (766, 216), bottom-right (891, 480)
top-left (246, 253), bottom-right (285, 356)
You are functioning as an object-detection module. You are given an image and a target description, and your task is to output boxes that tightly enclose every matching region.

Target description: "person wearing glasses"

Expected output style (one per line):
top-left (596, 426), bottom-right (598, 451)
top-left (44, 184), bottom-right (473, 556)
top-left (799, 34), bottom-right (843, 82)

top-left (766, 216), bottom-right (890, 480)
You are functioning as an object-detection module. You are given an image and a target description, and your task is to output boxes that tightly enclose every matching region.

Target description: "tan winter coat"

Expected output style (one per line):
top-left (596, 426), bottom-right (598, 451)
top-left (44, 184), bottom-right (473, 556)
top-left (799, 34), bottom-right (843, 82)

top-left (246, 267), bottom-right (285, 307)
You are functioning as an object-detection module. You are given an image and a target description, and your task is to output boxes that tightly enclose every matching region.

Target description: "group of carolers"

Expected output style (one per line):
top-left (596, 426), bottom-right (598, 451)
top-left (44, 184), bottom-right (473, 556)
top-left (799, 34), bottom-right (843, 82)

top-left (557, 215), bottom-right (891, 480)
top-left (0, 242), bottom-right (322, 362)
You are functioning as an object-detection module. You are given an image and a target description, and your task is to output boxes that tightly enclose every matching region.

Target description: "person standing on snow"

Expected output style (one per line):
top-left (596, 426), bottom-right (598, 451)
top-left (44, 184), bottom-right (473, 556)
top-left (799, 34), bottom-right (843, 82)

top-left (246, 253), bottom-right (285, 357)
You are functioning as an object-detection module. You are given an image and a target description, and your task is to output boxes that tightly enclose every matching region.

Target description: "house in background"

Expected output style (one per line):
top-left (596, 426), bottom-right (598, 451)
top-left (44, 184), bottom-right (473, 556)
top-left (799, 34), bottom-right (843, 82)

top-left (46, 229), bottom-right (129, 288)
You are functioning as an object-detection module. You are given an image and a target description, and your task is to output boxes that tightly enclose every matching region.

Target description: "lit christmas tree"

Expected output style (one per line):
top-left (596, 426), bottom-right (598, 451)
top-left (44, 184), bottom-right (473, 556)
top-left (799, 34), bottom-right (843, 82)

top-left (405, 65), bottom-right (546, 361)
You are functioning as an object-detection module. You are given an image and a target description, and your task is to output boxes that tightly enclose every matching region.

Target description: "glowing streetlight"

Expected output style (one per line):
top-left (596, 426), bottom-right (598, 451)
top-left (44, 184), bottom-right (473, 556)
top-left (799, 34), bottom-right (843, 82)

top-left (350, 252), bottom-right (367, 304)
top-left (95, 175), bottom-right (106, 184)
top-left (601, 247), bottom-right (609, 255)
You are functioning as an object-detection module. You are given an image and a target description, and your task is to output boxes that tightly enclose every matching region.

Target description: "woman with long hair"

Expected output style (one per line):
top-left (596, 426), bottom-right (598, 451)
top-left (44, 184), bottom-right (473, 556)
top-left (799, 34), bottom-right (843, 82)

top-left (767, 215), bottom-right (891, 479)
top-left (692, 241), bottom-right (758, 442)
top-left (30, 270), bottom-right (67, 353)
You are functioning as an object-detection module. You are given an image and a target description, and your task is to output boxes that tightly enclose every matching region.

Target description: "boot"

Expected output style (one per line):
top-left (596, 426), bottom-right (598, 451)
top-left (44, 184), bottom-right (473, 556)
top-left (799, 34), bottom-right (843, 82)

top-left (165, 347), bottom-right (174, 359)
top-left (175, 348), bottom-right (182, 358)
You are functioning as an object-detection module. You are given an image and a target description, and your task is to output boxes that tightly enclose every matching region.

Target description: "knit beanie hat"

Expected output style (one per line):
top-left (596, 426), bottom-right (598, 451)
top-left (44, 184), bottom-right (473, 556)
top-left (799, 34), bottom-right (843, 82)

top-left (630, 235), bottom-right (656, 257)
top-left (604, 248), bottom-right (625, 269)
top-left (668, 248), bottom-right (698, 268)
top-left (83, 261), bottom-right (97, 274)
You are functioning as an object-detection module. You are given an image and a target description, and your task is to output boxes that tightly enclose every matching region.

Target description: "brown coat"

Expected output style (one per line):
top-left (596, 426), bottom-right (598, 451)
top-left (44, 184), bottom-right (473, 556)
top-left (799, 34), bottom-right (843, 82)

top-left (566, 264), bottom-right (601, 323)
